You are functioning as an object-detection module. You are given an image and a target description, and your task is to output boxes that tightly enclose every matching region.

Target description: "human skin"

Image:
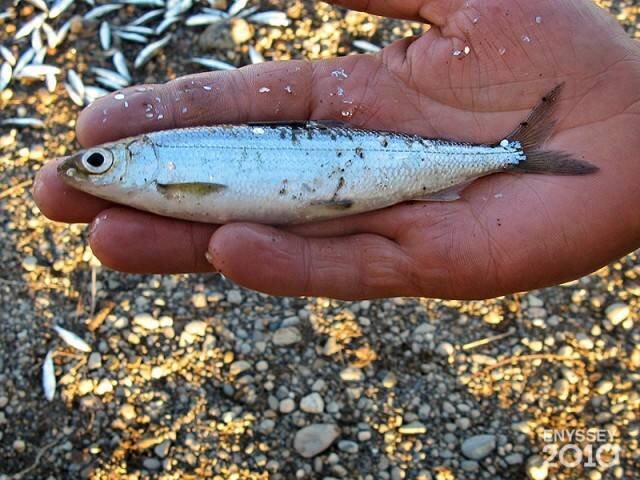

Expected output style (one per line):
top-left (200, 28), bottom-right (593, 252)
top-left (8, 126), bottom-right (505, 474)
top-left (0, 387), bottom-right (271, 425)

top-left (33, 0), bottom-right (640, 300)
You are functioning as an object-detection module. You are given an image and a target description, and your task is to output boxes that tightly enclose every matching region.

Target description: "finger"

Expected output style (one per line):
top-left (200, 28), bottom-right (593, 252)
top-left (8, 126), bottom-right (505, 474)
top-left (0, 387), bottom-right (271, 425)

top-left (89, 208), bottom-right (217, 274)
top-left (326, 0), bottom-right (461, 24)
top-left (32, 159), bottom-right (114, 223)
top-left (207, 223), bottom-right (419, 299)
top-left (77, 54), bottom-right (384, 147)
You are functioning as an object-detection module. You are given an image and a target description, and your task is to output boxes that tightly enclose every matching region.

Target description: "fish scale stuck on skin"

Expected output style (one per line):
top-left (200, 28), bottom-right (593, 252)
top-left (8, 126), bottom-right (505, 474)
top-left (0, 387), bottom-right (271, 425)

top-left (58, 86), bottom-right (597, 225)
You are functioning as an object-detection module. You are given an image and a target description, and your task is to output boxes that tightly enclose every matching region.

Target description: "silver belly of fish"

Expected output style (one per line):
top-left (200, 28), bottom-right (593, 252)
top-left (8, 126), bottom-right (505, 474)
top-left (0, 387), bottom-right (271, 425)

top-left (61, 123), bottom-right (523, 224)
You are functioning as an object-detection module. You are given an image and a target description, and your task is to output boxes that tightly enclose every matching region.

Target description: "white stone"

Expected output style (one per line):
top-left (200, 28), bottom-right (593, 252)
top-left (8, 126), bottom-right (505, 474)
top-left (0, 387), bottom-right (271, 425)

top-left (605, 303), bottom-right (630, 326)
top-left (279, 398), bottom-right (296, 413)
top-left (184, 320), bottom-right (207, 337)
top-left (133, 313), bottom-right (159, 330)
top-left (399, 421), bottom-right (427, 435)
top-left (273, 327), bottom-right (301, 346)
top-left (229, 360), bottom-right (252, 376)
top-left (339, 367), bottom-right (363, 382)
top-left (461, 434), bottom-right (496, 460)
top-left (227, 289), bottom-right (243, 304)
top-left (87, 352), bottom-right (102, 370)
top-left (300, 393), bottom-right (324, 414)
top-left (294, 424), bottom-right (340, 458)
top-left (526, 455), bottom-right (549, 480)
top-left (94, 378), bottom-right (113, 395)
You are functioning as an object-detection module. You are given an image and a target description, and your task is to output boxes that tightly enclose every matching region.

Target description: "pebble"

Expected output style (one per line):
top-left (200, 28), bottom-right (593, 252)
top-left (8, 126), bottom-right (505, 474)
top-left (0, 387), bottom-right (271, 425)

top-left (357, 430), bottom-right (371, 441)
top-left (273, 327), bottom-right (302, 346)
top-left (436, 342), bottom-right (455, 357)
top-left (526, 455), bottom-right (549, 480)
top-left (382, 372), bottom-right (397, 388)
top-left (13, 439), bottom-right (26, 453)
top-left (339, 367), bottom-right (364, 382)
top-left (22, 256), bottom-right (37, 272)
top-left (461, 434), bottom-right (496, 460)
top-left (191, 293), bottom-right (207, 308)
top-left (143, 458), bottom-right (161, 470)
top-left (505, 453), bottom-right (524, 465)
top-left (605, 302), bottom-right (630, 325)
top-left (279, 398), bottom-right (296, 414)
top-left (294, 424), bottom-right (340, 458)
top-left (87, 352), bottom-right (102, 370)
top-left (595, 380), bottom-right (613, 395)
top-left (184, 320), bottom-right (207, 337)
top-left (133, 313), bottom-right (159, 330)
top-left (154, 440), bottom-right (171, 458)
top-left (300, 392), bottom-right (325, 414)
top-left (576, 332), bottom-right (594, 350)
top-left (226, 289), bottom-right (243, 304)
top-left (338, 440), bottom-right (359, 453)
top-left (229, 360), bottom-right (252, 376)
top-left (483, 310), bottom-right (503, 325)
top-left (94, 378), bottom-right (113, 395)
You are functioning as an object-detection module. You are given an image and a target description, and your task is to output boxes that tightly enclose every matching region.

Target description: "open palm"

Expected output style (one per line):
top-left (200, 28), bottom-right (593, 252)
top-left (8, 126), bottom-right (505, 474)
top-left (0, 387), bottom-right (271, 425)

top-left (35, 0), bottom-right (640, 299)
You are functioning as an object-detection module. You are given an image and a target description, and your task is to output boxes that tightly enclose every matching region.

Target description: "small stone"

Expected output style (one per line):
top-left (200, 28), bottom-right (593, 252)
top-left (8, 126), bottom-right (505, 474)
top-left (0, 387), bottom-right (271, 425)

top-left (526, 455), bottom-right (549, 480)
top-left (230, 18), bottom-right (254, 44)
top-left (338, 440), bottom-right (359, 453)
top-left (226, 289), bottom-right (243, 304)
top-left (382, 372), bottom-right (397, 388)
top-left (184, 320), bottom-right (207, 337)
top-left (605, 303), bottom-right (630, 326)
top-left (13, 439), bottom-right (26, 453)
top-left (154, 440), bottom-right (171, 458)
top-left (505, 453), bottom-right (524, 465)
top-left (294, 424), bottom-right (340, 458)
top-left (133, 313), bottom-right (159, 330)
top-left (229, 360), bottom-right (252, 376)
top-left (279, 398), bottom-right (296, 414)
top-left (192, 293), bottom-right (207, 308)
top-left (300, 393), bottom-right (324, 414)
top-left (120, 404), bottom-right (136, 421)
top-left (399, 421), bottom-right (427, 435)
top-left (575, 333), bottom-right (594, 350)
top-left (143, 458), bottom-right (161, 470)
top-left (436, 342), bottom-right (454, 357)
top-left (339, 367), bottom-right (364, 382)
top-left (87, 352), bottom-right (102, 370)
top-left (595, 380), bottom-right (613, 395)
top-left (273, 327), bottom-right (302, 346)
top-left (357, 430), bottom-right (372, 441)
top-left (483, 311), bottom-right (503, 325)
top-left (461, 434), bottom-right (496, 460)
top-left (22, 256), bottom-right (37, 272)
top-left (0, 396), bottom-right (7, 408)
top-left (461, 460), bottom-right (479, 472)
top-left (94, 378), bottom-right (113, 395)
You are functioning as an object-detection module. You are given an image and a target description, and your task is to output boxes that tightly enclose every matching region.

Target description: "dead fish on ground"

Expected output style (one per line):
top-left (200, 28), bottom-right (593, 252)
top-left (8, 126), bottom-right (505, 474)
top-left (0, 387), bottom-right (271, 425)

top-left (53, 325), bottom-right (92, 352)
top-left (57, 85), bottom-right (598, 225)
top-left (42, 350), bottom-right (56, 401)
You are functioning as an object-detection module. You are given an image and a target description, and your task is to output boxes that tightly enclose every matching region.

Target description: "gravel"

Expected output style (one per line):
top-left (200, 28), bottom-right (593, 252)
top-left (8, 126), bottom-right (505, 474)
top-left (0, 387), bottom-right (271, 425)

top-left (0, 0), bottom-right (639, 479)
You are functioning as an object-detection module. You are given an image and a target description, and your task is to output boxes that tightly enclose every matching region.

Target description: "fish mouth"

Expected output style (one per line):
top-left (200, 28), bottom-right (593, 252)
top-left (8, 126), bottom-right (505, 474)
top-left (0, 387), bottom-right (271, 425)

top-left (57, 156), bottom-right (82, 184)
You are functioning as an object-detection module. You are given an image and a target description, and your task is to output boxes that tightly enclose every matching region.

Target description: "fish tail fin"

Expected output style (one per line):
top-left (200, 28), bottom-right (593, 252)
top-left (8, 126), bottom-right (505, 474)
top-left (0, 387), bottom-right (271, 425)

top-left (506, 84), bottom-right (598, 175)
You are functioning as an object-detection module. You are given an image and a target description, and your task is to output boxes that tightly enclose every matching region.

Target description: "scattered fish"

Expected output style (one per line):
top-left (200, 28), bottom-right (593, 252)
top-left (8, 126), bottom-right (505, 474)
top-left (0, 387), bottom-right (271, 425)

top-left (155, 15), bottom-right (181, 34)
top-left (14, 48), bottom-right (36, 75)
top-left (15, 13), bottom-right (46, 39)
top-left (0, 46), bottom-right (16, 66)
top-left (84, 85), bottom-right (110, 103)
top-left (54, 19), bottom-right (72, 46)
top-left (67, 69), bottom-right (85, 98)
top-left (41, 22), bottom-right (59, 48)
top-left (112, 51), bottom-right (132, 82)
top-left (92, 67), bottom-right (130, 87)
top-left (185, 12), bottom-right (226, 26)
top-left (190, 56), bottom-right (236, 70)
top-left (53, 325), bottom-right (92, 352)
top-left (120, 0), bottom-right (165, 6)
top-left (42, 350), bottom-right (56, 401)
top-left (248, 11), bottom-right (290, 27)
top-left (57, 86), bottom-right (598, 225)
top-left (353, 40), bottom-right (382, 53)
top-left (49, 0), bottom-right (74, 19)
top-left (31, 25), bottom-right (44, 51)
top-left (45, 71), bottom-right (57, 92)
top-left (129, 8), bottom-right (164, 26)
top-left (14, 64), bottom-right (61, 79)
top-left (100, 21), bottom-right (112, 50)
top-left (1, 117), bottom-right (46, 128)
top-left (0, 63), bottom-right (11, 91)
top-left (84, 4), bottom-right (123, 21)
top-left (65, 82), bottom-right (85, 106)
top-left (134, 34), bottom-right (171, 69)
top-left (120, 25), bottom-right (155, 35)
top-left (26, 0), bottom-right (49, 13)
top-left (114, 31), bottom-right (149, 44)
top-left (227, 0), bottom-right (248, 17)
top-left (248, 45), bottom-right (265, 64)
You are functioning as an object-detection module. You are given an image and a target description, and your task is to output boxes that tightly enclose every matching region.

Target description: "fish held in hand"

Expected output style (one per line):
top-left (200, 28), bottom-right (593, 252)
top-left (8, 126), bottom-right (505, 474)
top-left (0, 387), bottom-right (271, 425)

top-left (57, 85), bottom-right (597, 225)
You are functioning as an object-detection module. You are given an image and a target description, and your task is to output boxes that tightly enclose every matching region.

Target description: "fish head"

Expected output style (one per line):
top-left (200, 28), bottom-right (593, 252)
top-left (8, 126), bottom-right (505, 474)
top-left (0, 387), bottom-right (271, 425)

top-left (58, 142), bottom-right (129, 190)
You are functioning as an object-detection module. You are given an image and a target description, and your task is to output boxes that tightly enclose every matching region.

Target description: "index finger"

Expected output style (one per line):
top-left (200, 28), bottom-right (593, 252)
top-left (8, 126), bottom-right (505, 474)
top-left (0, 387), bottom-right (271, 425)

top-left (77, 55), bottom-right (378, 147)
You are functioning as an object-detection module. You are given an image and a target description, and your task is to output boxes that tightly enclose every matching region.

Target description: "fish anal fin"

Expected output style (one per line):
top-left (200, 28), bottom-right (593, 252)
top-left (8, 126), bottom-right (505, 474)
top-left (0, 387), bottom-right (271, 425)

top-left (411, 182), bottom-right (471, 202)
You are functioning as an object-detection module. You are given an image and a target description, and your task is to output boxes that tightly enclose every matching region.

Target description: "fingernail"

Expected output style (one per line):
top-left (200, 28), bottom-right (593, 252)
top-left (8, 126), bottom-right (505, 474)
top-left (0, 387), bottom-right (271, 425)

top-left (205, 251), bottom-right (218, 272)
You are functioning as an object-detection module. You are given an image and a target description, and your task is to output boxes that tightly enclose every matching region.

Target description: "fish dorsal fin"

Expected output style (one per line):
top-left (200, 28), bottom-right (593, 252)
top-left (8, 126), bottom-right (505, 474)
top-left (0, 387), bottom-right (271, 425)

top-left (246, 120), bottom-right (350, 129)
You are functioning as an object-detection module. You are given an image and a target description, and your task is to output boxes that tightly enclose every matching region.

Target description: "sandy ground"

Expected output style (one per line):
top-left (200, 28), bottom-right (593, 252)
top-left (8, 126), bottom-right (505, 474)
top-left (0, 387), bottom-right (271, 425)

top-left (0, 1), bottom-right (639, 479)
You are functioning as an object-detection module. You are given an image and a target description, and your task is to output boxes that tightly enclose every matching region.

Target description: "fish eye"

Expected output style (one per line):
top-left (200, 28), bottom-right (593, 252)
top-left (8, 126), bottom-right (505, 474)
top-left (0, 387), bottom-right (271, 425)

top-left (81, 149), bottom-right (113, 174)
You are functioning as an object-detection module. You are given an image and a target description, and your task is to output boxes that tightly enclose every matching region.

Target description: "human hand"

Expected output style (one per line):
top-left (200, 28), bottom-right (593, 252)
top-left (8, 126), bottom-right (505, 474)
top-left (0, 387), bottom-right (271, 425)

top-left (34, 0), bottom-right (640, 300)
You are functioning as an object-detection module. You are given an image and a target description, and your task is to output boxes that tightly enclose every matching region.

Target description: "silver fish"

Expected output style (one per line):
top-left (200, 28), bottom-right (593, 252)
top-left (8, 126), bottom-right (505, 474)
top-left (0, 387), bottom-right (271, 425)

top-left (65, 81), bottom-right (85, 106)
top-left (58, 86), bottom-right (597, 225)
top-left (190, 56), bottom-right (236, 70)
top-left (227, 0), bottom-right (248, 17)
top-left (248, 45), bottom-right (265, 64)
top-left (53, 325), bottom-right (92, 352)
top-left (100, 21), bottom-right (111, 50)
top-left (1, 117), bottom-right (45, 128)
top-left (49, 0), bottom-right (74, 19)
top-left (114, 31), bottom-right (149, 44)
top-left (26, 0), bottom-right (49, 12)
top-left (0, 63), bottom-right (11, 91)
top-left (15, 13), bottom-right (46, 39)
top-left (14, 48), bottom-right (36, 74)
top-left (41, 22), bottom-right (59, 49)
top-left (248, 11), bottom-right (290, 27)
top-left (42, 350), bottom-right (56, 401)
top-left (353, 40), bottom-right (381, 53)
top-left (0, 45), bottom-right (16, 66)
top-left (112, 51), bottom-right (131, 82)
top-left (14, 64), bottom-right (61, 78)
top-left (129, 8), bottom-right (164, 26)
top-left (84, 4), bottom-right (123, 21)
top-left (84, 85), bottom-right (110, 102)
top-left (133, 34), bottom-right (171, 69)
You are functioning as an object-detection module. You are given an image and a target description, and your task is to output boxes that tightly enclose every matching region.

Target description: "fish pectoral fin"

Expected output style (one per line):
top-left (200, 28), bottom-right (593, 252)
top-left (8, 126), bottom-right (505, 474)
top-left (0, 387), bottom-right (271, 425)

top-left (156, 182), bottom-right (226, 197)
top-left (412, 182), bottom-right (471, 202)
